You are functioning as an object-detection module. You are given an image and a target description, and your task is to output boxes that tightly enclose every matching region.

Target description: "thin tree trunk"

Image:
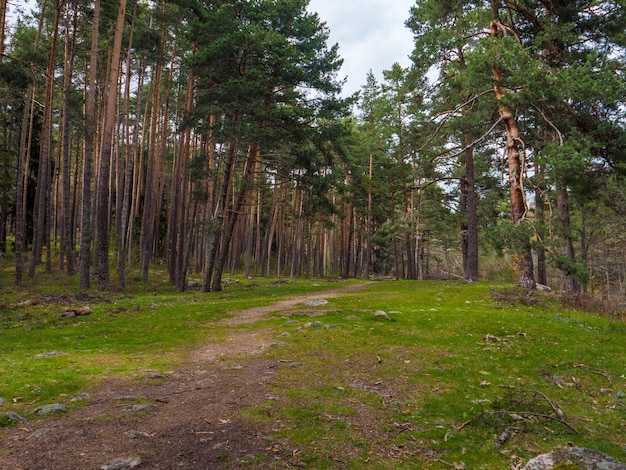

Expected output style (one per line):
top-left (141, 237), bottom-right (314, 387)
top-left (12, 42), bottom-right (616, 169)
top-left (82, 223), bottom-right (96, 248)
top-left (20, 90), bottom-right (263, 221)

top-left (29, 1), bottom-right (63, 278)
top-left (79, 0), bottom-right (100, 289)
top-left (557, 183), bottom-right (578, 293)
top-left (61, 4), bottom-right (78, 275)
top-left (211, 142), bottom-right (258, 291)
top-left (464, 134), bottom-right (479, 281)
top-left (95, 0), bottom-right (127, 287)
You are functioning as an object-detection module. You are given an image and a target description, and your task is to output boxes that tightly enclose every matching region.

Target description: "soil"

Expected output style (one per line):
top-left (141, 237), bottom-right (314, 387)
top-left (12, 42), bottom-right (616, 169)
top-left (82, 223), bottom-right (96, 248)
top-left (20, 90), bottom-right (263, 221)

top-left (0, 283), bottom-right (369, 470)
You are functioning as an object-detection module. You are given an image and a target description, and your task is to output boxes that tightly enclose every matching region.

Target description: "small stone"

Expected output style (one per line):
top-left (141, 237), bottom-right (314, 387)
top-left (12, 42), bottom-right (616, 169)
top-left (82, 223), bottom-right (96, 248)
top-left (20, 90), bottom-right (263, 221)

top-left (99, 456), bottom-right (142, 470)
top-left (1, 411), bottom-right (27, 424)
top-left (70, 393), bottom-right (90, 402)
top-left (344, 315), bottom-right (360, 321)
top-left (616, 390), bottom-right (625, 399)
top-left (126, 430), bottom-right (147, 439)
top-left (302, 299), bottom-right (328, 307)
top-left (290, 362), bottom-right (304, 368)
top-left (374, 311), bottom-right (389, 320)
top-left (269, 342), bottom-right (287, 348)
top-left (0, 397), bottom-right (6, 405)
top-left (278, 332), bottom-right (291, 338)
top-left (123, 404), bottom-right (158, 413)
top-left (148, 373), bottom-right (168, 380)
top-left (34, 404), bottom-right (67, 416)
top-left (34, 351), bottom-right (67, 359)
top-left (304, 321), bottom-right (324, 328)
top-left (26, 427), bottom-right (54, 440)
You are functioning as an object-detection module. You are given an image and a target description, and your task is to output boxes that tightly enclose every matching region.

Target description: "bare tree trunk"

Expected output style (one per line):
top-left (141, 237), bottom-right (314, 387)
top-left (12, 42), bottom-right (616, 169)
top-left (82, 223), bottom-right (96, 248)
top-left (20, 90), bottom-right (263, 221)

top-left (557, 183), bottom-right (578, 293)
top-left (61, 3), bottom-right (78, 275)
top-left (29, 1), bottom-right (63, 278)
top-left (95, 0), bottom-right (127, 287)
top-left (211, 142), bottom-right (258, 291)
top-left (490, 1), bottom-right (535, 289)
top-left (203, 135), bottom-right (238, 292)
top-left (79, 0), bottom-right (100, 289)
top-left (168, 66), bottom-right (194, 290)
top-left (463, 134), bottom-right (479, 281)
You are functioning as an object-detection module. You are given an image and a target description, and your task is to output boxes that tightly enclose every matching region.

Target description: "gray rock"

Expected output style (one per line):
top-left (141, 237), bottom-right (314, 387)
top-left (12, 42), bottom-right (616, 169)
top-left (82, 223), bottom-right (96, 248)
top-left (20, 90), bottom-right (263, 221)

top-left (26, 427), bottom-right (54, 440)
top-left (302, 299), bottom-right (328, 307)
top-left (303, 321), bottom-right (324, 328)
top-left (69, 393), bottom-right (90, 402)
top-left (536, 283), bottom-right (552, 292)
top-left (344, 315), bottom-right (360, 321)
top-left (523, 447), bottom-right (626, 470)
top-left (1, 411), bottom-right (27, 424)
top-left (123, 404), bottom-right (158, 413)
top-left (99, 457), bottom-right (142, 470)
top-left (278, 332), bottom-right (291, 338)
top-left (34, 403), bottom-right (67, 416)
top-left (34, 351), bottom-right (67, 358)
top-left (269, 342), bottom-right (288, 348)
top-left (0, 397), bottom-right (6, 405)
top-left (374, 310), bottom-right (390, 320)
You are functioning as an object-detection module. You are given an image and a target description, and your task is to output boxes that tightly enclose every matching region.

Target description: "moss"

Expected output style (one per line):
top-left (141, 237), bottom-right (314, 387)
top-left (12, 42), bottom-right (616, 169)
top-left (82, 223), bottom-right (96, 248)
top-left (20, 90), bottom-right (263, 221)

top-left (552, 464), bottom-right (581, 470)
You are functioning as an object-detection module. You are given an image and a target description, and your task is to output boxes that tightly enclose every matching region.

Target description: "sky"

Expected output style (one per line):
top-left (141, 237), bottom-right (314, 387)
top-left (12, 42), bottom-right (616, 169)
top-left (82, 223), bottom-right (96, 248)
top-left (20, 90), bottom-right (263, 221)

top-left (307, 0), bottom-right (416, 97)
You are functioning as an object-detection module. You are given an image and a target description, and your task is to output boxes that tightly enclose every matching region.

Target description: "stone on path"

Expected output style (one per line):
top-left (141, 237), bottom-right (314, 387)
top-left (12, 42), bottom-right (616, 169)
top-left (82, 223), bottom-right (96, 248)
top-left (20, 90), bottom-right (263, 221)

top-left (302, 299), bottom-right (328, 307)
top-left (33, 403), bottom-right (67, 416)
top-left (1, 411), bottom-right (27, 424)
top-left (523, 447), bottom-right (626, 470)
top-left (99, 456), bottom-right (142, 470)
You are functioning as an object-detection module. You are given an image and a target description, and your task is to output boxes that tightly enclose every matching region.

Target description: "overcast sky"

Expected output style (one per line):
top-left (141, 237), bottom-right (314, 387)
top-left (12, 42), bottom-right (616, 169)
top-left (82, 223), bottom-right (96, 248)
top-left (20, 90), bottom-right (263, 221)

top-left (307, 0), bottom-right (416, 97)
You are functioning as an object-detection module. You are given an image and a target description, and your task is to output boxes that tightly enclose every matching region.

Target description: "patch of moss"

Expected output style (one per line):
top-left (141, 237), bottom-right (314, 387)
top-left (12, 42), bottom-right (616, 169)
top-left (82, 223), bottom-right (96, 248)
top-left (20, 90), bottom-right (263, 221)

top-left (552, 464), bottom-right (581, 470)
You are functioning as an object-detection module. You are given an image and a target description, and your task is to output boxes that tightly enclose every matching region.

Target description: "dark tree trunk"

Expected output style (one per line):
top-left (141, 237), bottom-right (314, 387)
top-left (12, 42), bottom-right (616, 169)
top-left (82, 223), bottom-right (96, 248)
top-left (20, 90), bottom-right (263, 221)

top-left (95, 0), bottom-right (127, 287)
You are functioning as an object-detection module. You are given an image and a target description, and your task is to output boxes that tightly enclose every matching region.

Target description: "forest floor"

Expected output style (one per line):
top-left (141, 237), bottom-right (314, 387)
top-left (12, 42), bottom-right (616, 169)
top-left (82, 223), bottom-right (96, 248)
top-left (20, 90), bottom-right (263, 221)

top-left (0, 283), bottom-right (370, 470)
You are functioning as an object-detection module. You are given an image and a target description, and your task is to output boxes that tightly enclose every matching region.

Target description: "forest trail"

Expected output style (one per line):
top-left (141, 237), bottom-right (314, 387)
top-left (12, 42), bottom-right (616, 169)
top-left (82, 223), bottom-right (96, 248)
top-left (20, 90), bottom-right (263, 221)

top-left (0, 282), bottom-right (370, 470)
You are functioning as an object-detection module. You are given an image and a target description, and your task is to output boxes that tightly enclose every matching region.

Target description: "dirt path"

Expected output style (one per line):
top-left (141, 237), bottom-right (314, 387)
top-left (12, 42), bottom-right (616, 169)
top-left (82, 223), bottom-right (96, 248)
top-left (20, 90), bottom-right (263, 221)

top-left (0, 283), bottom-right (369, 470)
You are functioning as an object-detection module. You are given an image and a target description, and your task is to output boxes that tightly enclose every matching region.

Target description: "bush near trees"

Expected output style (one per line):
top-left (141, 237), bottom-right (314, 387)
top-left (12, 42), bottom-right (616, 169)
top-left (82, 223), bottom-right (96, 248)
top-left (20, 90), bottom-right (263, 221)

top-left (0, 0), bottom-right (624, 309)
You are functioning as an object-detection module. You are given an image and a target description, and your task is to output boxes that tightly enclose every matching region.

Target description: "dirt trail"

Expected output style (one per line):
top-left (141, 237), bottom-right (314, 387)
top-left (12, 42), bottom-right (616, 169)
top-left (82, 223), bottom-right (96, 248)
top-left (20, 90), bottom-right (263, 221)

top-left (0, 282), bottom-right (369, 470)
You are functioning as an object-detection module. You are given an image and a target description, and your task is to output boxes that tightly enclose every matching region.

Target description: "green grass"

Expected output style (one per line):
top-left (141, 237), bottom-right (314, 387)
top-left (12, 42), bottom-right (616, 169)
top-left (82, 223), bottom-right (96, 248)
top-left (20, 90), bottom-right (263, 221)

top-left (257, 281), bottom-right (626, 468)
top-left (1, 270), bottom-right (625, 468)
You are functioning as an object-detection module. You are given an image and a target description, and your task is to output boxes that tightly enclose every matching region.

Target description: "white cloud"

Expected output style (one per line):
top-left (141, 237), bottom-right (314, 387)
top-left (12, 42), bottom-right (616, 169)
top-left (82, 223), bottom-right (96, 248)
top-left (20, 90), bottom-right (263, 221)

top-left (308, 0), bottom-right (415, 97)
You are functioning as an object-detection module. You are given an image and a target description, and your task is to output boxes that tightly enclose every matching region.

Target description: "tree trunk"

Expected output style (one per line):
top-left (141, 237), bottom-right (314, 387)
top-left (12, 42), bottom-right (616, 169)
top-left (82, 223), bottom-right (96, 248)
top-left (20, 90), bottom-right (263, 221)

top-left (79, 0), bottom-right (100, 289)
top-left (29, 1), bottom-right (63, 278)
top-left (95, 0), bottom-right (127, 287)
top-left (211, 142), bottom-right (258, 291)
top-left (61, 5), bottom-right (78, 275)
top-left (463, 134), bottom-right (479, 281)
top-left (490, 1), bottom-right (535, 289)
top-left (557, 183), bottom-right (578, 293)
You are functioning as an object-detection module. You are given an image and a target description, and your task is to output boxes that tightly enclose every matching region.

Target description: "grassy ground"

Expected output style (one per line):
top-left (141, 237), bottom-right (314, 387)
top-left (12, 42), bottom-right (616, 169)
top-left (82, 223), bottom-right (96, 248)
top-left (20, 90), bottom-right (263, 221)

top-left (1, 270), bottom-right (625, 468)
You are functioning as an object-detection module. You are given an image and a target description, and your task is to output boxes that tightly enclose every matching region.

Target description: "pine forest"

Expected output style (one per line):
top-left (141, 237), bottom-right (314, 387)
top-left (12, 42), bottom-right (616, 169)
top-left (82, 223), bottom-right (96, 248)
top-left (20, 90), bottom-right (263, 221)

top-left (0, 0), bottom-right (625, 309)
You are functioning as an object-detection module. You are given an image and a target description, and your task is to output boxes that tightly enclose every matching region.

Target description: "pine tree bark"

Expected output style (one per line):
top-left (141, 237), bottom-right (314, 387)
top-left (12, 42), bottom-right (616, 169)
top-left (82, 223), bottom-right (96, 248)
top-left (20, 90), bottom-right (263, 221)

top-left (95, 0), bottom-right (127, 287)
top-left (490, 0), bottom-right (535, 289)
top-left (60, 5), bottom-right (78, 275)
top-left (463, 134), bottom-right (479, 281)
top-left (29, 1), bottom-right (63, 278)
top-left (79, 0), bottom-right (100, 289)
